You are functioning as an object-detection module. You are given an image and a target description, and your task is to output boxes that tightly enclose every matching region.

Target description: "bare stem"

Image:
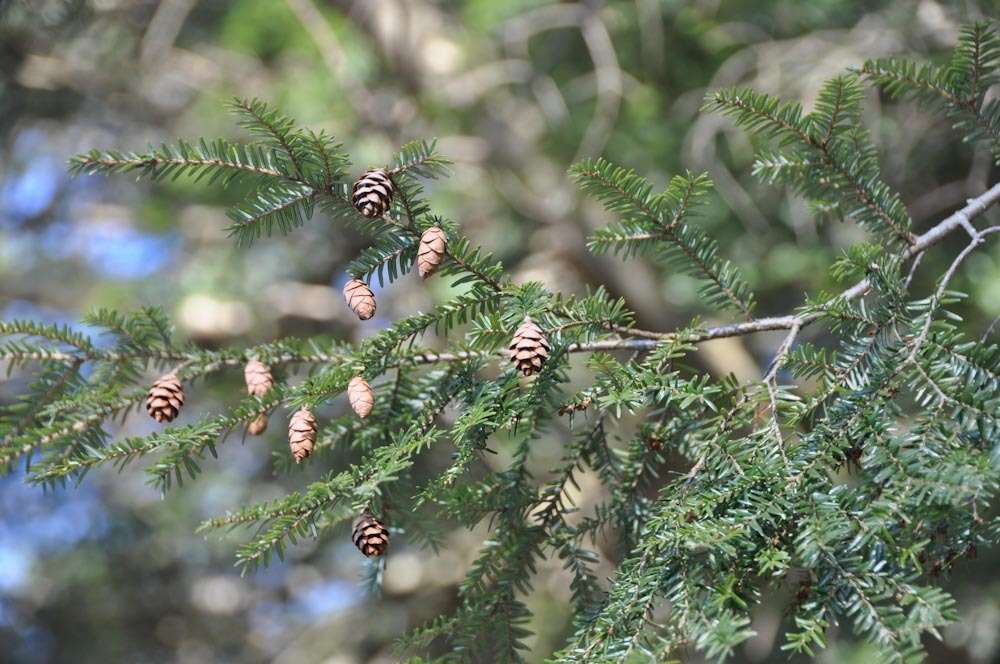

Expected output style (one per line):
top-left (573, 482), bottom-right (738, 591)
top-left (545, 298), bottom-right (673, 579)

top-left (623, 181), bottom-right (1000, 341)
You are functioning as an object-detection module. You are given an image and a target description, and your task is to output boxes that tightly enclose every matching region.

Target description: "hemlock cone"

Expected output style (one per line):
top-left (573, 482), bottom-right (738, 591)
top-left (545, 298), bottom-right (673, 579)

top-left (244, 359), bottom-right (273, 396)
top-left (352, 168), bottom-right (394, 218)
top-left (347, 376), bottom-right (374, 419)
top-left (244, 359), bottom-right (274, 435)
top-left (343, 278), bottom-right (376, 321)
top-left (145, 373), bottom-right (184, 423)
top-left (247, 413), bottom-right (268, 436)
top-left (508, 317), bottom-right (550, 376)
top-left (417, 226), bottom-right (447, 279)
top-left (352, 512), bottom-right (390, 558)
top-left (287, 406), bottom-right (317, 463)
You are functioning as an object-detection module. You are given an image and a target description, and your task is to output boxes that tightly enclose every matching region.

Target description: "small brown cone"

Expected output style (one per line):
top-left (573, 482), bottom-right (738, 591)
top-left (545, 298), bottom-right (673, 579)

top-left (351, 169), bottom-right (394, 218)
top-left (347, 376), bottom-right (374, 419)
top-left (352, 512), bottom-right (389, 558)
top-left (288, 407), bottom-right (318, 463)
top-left (247, 413), bottom-right (269, 436)
top-left (508, 318), bottom-right (550, 377)
top-left (146, 373), bottom-right (184, 423)
top-left (416, 226), bottom-right (447, 279)
top-left (244, 359), bottom-right (274, 435)
top-left (343, 278), bottom-right (376, 321)
top-left (244, 359), bottom-right (273, 396)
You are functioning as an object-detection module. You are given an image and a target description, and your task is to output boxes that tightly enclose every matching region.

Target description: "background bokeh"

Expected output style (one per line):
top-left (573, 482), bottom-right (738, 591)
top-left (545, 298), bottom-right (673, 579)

top-left (1, 1), bottom-right (999, 662)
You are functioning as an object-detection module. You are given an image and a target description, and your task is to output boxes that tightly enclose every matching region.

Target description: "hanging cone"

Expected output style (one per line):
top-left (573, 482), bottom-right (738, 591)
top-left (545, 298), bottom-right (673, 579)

top-left (247, 413), bottom-right (269, 436)
top-left (244, 359), bottom-right (274, 435)
top-left (352, 512), bottom-right (389, 557)
top-left (288, 407), bottom-right (318, 463)
top-left (347, 376), bottom-right (374, 419)
top-left (343, 278), bottom-right (376, 321)
top-left (508, 318), bottom-right (550, 377)
top-left (351, 169), bottom-right (394, 218)
top-left (244, 359), bottom-right (273, 396)
top-left (146, 373), bottom-right (184, 423)
top-left (247, 413), bottom-right (267, 436)
top-left (416, 226), bottom-right (447, 279)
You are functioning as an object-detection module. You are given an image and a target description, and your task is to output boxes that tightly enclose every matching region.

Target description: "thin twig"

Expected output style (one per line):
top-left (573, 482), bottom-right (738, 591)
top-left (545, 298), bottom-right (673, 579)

top-left (903, 250), bottom-right (925, 290)
top-left (763, 322), bottom-right (801, 460)
top-left (980, 314), bottom-right (1000, 342)
top-left (907, 225), bottom-right (1000, 363)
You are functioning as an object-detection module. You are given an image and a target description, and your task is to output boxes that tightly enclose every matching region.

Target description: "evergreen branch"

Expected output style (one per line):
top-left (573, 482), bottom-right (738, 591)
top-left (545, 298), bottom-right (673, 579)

top-left (5, 176), bottom-right (997, 403)
top-left (441, 237), bottom-right (507, 292)
top-left (859, 59), bottom-right (966, 109)
top-left (68, 140), bottom-right (294, 184)
top-left (11, 33), bottom-right (1000, 660)
top-left (389, 176), bottom-right (505, 292)
top-left (1, 358), bottom-right (83, 448)
top-left (860, 23), bottom-right (1000, 162)
top-left (228, 97), bottom-right (309, 178)
top-left (219, 378), bottom-right (461, 573)
top-left (906, 225), bottom-right (1000, 364)
top-left (707, 85), bottom-right (915, 246)
top-left (859, 58), bottom-right (1000, 160)
top-left (0, 338), bottom-right (340, 368)
top-left (763, 322), bottom-right (800, 458)
top-left (0, 320), bottom-right (95, 353)
top-left (554, 182), bottom-right (1000, 660)
top-left (302, 129), bottom-right (349, 190)
top-left (0, 391), bottom-right (142, 471)
top-left (387, 139), bottom-right (452, 179)
top-left (225, 185), bottom-right (318, 246)
top-left (346, 228), bottom-right (418, 286)
top-left (574, 160), bottom-right (754, 315)
top-left (8, 171), bottom-right (997, 393)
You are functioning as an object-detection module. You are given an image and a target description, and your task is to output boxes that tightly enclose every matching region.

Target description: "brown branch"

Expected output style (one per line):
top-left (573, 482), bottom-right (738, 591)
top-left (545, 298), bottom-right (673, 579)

top-left (622, 181), bottom-right (1000, 341)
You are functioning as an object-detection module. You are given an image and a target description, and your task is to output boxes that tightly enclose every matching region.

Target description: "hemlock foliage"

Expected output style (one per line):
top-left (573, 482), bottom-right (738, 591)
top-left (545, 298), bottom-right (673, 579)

top-left (4, 22), bottom-right (1000, 662)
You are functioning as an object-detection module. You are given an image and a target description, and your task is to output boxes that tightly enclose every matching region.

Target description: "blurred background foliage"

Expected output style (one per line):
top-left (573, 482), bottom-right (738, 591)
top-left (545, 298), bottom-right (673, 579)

top-left (1, 0), bottom-right (999, 662)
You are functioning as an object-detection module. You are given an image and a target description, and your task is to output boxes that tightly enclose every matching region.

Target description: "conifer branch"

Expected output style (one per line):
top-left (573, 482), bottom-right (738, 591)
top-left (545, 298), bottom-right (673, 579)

top-left (707, 81), bottom-right (915, 246)
top-left (0, 391), bottom-right (142, 470)
top-left (69, 141), bottom-right (296, 184)
top-left (14, 26), bottom-right (1000, 660)
top-left (228, 97), bottom-right (310, 179)
top-left (8, 175), bottom-right (998, 381)
top-left (0, 358), bottom-right (82, 448)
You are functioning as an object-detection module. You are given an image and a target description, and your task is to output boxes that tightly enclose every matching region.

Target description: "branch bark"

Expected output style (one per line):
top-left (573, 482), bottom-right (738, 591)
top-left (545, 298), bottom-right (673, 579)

top-left (621, 181), bottom-right (1000, 342)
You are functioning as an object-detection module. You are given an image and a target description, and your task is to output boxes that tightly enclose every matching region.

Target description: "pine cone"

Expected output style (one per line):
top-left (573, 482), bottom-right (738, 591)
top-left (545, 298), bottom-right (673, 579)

top-left (416, 226), bottom-right (447, 279)
top-left (347, 376), bottom-right (374, 419)
top-left (352, 512), bottom-right (389, 558)
top-left (508, 318), bottom-right (550, 376)
top-left (247, 413), bottom-right (269, 436)
top-left (244, 359), bottom-right (273, 396)
top-left (352, 169), bottom-right (394, 218)
top-left (288, 407), bottom-right (318, 463)
top-left (145, 373), bottom-right (184, 423)
top-left (244, 359), bottom-right (274, 435)
top-left (343, 278), bottom-right (376, 321)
